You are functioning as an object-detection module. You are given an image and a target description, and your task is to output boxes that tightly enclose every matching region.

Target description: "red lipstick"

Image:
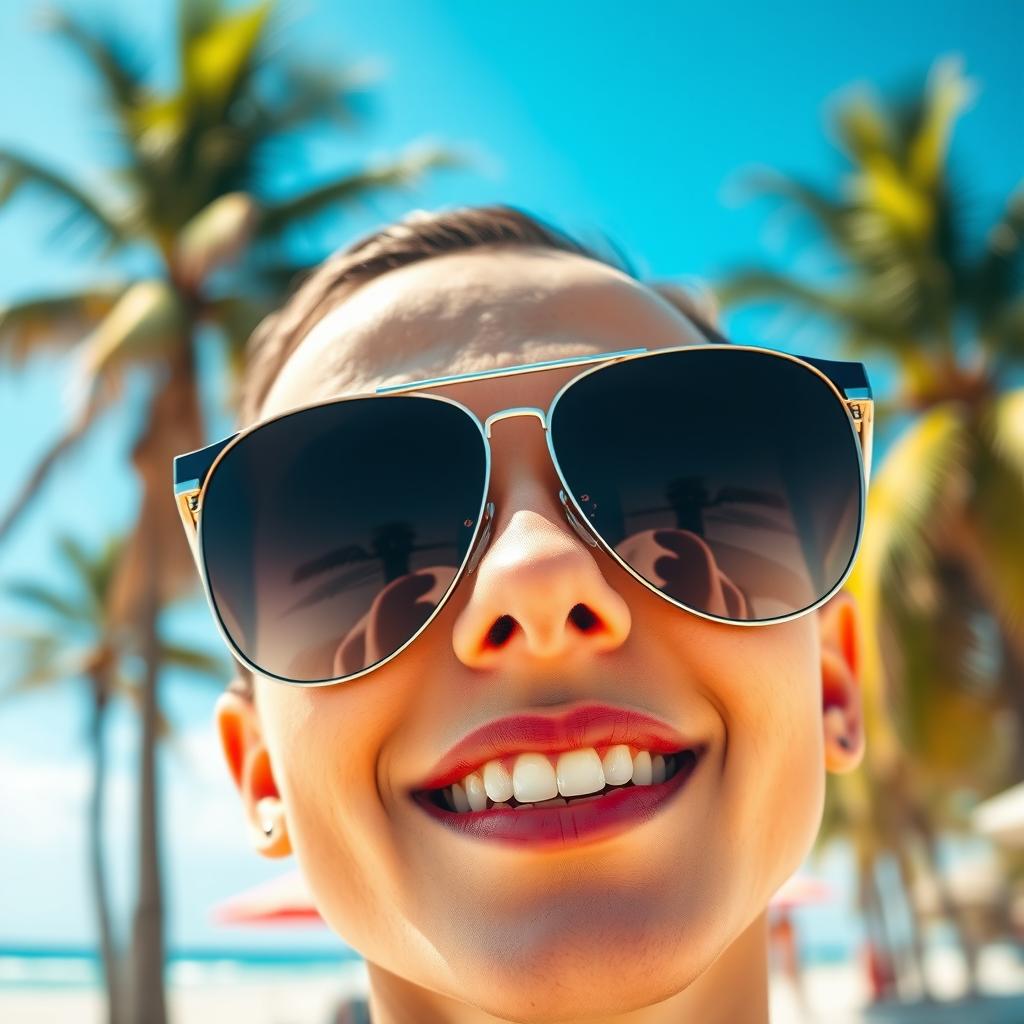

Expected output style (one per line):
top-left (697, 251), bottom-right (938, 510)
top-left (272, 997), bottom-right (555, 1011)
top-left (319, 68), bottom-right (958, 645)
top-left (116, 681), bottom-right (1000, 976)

top-left (410, 700), bottom-right (695, 793)
top-left (411, 746), bottom-right (704, 849)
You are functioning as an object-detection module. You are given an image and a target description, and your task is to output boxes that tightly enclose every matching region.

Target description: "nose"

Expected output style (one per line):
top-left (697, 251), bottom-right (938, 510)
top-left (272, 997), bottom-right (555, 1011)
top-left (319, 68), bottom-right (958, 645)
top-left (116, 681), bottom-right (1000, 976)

top-left (450, 431), bottom-right (632, 670)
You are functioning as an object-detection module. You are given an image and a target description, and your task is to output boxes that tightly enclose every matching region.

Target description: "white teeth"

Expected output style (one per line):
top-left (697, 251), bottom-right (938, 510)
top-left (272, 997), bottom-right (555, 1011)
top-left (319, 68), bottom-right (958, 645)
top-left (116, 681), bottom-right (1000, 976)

top-left (512, 752), bottom-right (559, 803)
top-left (632, 750), bottom-right (653, 786)
top-left (556, 748), bottom-right (606, 798)
top-left (482, 760), bottom-right (514, 803)
top-left (437, 745), bottom-right (687, 813)
top-left (464, 770), bottom-right (488, 811)
top-left (534, 796), bottom-right (567, 807)
top-left (450, 781), bottom-right (470, 812)
top-left (601, 744), bottom-right (634, 785)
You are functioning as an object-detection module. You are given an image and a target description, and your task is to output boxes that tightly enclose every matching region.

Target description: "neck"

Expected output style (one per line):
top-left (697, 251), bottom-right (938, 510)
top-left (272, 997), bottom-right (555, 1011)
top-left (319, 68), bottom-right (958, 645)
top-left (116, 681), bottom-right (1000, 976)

top-left (363, 910), bottom-right (770, 1024)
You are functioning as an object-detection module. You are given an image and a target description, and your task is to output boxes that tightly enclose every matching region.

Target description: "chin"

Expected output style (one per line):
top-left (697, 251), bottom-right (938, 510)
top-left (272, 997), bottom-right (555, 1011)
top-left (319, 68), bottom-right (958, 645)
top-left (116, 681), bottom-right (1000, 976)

top-left (446, 952), bottom-right (715, 1024)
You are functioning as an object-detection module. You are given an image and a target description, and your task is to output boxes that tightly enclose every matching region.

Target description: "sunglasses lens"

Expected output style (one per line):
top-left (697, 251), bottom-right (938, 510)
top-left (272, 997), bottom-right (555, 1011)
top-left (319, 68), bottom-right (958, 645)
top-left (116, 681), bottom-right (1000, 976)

top-left (550, 348), bottom-right (864, 622)
top-left (200, 397), bottom-right (487, 682)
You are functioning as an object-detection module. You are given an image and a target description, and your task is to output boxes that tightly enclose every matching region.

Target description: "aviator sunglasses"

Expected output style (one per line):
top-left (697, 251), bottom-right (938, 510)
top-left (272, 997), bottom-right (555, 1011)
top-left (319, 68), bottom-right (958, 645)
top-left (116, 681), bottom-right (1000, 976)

top-left (173, 340), bottom-right (874, 686)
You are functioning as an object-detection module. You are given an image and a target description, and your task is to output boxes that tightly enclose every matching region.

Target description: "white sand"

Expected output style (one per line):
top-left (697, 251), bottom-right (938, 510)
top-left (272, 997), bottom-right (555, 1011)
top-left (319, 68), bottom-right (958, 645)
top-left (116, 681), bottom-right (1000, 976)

top-left (3, 951), bottom-right (1024, 1024)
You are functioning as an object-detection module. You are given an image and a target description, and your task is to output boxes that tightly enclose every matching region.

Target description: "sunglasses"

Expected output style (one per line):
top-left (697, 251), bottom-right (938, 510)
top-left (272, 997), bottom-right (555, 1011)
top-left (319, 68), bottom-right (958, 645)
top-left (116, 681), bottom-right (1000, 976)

top-left (173, 342), bottom-right (873, 687)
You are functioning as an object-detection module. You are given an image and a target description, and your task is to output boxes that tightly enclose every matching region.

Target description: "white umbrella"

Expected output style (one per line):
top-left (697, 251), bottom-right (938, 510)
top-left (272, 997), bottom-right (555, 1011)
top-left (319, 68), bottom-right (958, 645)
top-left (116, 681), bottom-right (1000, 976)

top-left (972, 781), bottom-right (1024, 847)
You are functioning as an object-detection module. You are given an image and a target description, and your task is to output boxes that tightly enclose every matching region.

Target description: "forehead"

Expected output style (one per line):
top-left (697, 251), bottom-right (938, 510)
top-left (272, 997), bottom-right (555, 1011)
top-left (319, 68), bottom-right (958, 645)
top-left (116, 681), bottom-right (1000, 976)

top-left (258, 247), bottom-right (708, 422)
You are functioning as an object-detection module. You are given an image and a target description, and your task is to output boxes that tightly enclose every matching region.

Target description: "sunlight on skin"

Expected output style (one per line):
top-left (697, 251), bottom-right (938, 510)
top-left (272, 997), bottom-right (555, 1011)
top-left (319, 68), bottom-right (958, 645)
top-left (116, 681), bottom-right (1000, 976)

top-left (214, 247), bottom-right (865, 1024)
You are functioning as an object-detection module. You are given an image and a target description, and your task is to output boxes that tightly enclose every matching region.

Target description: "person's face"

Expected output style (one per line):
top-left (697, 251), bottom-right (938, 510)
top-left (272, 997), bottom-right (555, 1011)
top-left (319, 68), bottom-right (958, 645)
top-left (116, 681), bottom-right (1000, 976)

top-left (216, 247), bottom-right (864, 1021)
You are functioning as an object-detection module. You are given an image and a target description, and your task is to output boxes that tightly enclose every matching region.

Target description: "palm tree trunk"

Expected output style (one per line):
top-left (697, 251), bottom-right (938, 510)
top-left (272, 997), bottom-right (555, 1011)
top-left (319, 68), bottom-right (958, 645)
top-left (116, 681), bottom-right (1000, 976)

top-left (128, 535), bottom-right (167, 1024)
top-left (908, 804), bottom-right (981, 997)
top-left (859, 852), bottom-right (900, 1002)
top-left (999, 632), bottom-right (1024, 793)
top-left (893, 843), bottom-right (934, 1002)
top-left (88, 684), bottom-right (124, 1024)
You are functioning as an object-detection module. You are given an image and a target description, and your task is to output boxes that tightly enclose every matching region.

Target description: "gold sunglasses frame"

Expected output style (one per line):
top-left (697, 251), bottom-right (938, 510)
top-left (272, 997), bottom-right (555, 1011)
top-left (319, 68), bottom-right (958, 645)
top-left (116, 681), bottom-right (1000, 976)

top-left (173, 342), bottom-right (874, 687)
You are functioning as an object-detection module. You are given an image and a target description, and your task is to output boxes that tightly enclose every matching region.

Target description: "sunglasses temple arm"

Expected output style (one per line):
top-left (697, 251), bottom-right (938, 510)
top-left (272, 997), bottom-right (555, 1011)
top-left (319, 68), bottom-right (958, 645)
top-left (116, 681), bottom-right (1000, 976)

top-left (172, 433), bottom-right (239, 564)
top-left (852, 398), bottom-right (874, 489)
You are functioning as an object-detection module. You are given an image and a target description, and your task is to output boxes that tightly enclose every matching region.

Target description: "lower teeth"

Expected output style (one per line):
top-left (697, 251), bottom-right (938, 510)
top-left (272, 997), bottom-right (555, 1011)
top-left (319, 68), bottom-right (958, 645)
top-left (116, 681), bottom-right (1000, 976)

top-left (438, 751), bottom-right (689, 813)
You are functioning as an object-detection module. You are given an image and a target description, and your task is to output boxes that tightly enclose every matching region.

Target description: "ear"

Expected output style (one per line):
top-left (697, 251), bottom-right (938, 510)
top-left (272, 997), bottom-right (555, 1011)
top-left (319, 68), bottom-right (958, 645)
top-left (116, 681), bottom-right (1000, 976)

top-left (818, 589), bottom-right (865, 773)
top-left (214, 687), bottom-right (293, 858)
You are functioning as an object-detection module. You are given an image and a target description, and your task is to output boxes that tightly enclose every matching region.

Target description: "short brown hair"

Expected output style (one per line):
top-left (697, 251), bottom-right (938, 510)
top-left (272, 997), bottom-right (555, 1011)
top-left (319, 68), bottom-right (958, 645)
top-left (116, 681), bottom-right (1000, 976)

top-left (228, 203), bottom-right (722, 699)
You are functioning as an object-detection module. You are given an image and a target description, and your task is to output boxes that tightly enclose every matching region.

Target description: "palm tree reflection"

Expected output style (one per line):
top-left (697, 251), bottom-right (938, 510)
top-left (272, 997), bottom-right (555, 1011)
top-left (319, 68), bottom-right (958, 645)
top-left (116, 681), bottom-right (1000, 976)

top-left (634, 475), bottom-right (788, 535)
top-left (284, 521), bottom-right (456, 615)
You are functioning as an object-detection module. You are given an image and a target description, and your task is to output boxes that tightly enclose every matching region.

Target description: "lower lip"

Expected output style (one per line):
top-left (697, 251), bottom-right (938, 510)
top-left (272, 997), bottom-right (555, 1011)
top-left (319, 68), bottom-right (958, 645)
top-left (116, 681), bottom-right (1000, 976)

top-left (410, 748), bottom-right (703, 850)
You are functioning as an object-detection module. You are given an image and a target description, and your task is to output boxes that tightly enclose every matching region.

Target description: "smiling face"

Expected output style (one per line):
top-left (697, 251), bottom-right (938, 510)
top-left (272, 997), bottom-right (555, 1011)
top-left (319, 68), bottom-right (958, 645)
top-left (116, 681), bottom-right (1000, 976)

top-left (215, 245), bottom-right (865, 1022)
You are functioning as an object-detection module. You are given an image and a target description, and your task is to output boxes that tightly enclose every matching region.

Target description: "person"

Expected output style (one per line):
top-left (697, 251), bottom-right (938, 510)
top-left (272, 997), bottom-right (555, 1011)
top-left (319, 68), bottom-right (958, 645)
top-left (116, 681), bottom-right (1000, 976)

top-left (192, 204), bottom-right (867, 1023)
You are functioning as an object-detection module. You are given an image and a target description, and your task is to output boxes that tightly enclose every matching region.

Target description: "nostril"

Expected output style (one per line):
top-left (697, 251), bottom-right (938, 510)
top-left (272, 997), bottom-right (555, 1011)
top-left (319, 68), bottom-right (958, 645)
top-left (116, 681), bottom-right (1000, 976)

top-left (485, 615), bottom-right (517, 648)
top-left (569, 603), bottom-right (599, 632)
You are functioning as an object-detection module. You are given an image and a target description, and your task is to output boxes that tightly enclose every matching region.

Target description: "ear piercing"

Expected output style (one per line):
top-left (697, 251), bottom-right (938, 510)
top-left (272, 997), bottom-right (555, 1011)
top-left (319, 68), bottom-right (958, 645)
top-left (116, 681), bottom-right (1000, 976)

top-left (256, 796), bottom-right (280, 839)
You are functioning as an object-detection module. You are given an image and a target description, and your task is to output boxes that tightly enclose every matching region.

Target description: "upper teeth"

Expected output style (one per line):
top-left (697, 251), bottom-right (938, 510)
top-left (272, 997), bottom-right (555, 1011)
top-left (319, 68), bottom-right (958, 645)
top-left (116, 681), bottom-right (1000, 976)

top-left (444, 745), bottom-right (672, 813)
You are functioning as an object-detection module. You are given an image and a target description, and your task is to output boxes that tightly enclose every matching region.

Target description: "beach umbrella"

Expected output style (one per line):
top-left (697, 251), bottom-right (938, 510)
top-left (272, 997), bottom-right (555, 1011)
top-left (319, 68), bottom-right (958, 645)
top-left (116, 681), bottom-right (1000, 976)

top-left (768, 872), bottom-right (833, 910)
top-left (972, 781), bottom-right (1024, 847)
top-left (212, 870), bottom-right (321, 925)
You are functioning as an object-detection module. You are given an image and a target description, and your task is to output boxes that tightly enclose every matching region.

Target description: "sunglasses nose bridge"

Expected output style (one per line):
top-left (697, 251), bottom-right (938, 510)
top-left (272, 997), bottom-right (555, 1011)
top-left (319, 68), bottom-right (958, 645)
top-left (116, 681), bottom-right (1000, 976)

top-left (467, 404), bottom-right (598, 574)
top-left (482, 405), bottom-right (547, 438)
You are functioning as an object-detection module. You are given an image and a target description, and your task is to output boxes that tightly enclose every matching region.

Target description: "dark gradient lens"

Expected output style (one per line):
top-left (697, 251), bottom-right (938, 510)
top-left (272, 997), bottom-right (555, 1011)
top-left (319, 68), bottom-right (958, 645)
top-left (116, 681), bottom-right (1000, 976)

top-left (199, 396), bottom-right (487, 682)
top-left (549, 348), bottom-right (863, 622)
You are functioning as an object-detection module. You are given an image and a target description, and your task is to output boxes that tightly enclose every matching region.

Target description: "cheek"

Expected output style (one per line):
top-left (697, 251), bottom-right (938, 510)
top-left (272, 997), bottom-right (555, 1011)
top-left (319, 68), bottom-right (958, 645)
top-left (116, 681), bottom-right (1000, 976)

top-left (257, 681), bottom-right (410, 952)
top-left (716, 625), bottom-right (826, 897)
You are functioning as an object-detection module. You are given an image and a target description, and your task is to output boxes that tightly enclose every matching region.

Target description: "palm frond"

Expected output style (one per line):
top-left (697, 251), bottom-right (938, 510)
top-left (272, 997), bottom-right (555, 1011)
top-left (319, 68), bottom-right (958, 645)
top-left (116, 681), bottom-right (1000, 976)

top-left (832, 87), bottom-right (897, 166)
top-left (907, 56), bottom-right (977, 194)
top-left (3, 579), bottom-right (92, 626)
top-left (864, 403), bottom-right (973, 601)
top-left (713, 270), bottom-right (907, 350)
top-left (159, 642), bottom-right (231, 681)
top-left (258, 143), bottom-right (466, 237)
top-left (43, 8), bottom-right (146, 116)
top-left (973, 185), bottom-right (1024, 334)
top-left (0, 287), bottom-right (125, 366)
top-left (256, 60), bottom-right (376, 135)
top-left (53, 532), bottom-right (127, 613)
top-left (981, 387), bottom-right (1024, 491)
top-left (0, 149), bottom-right (127, 249)
top-left (174, 192), bottom-right (259, 288)
top-left (70, 279), bottom-right (186, 385)
top-left (182, 0), bottom-right (271, 118)
top-left (0, 663), bottom-right (69, 700)
top-left (963, 439), bottom-right (1024, 632)
top-left (0, 382), bottom-right (112, 546)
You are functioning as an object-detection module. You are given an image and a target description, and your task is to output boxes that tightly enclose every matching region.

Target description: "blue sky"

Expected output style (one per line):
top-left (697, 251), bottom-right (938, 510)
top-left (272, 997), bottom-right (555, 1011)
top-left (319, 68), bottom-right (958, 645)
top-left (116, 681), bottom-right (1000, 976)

top-left (0, 0), bottom-right (1021, 956)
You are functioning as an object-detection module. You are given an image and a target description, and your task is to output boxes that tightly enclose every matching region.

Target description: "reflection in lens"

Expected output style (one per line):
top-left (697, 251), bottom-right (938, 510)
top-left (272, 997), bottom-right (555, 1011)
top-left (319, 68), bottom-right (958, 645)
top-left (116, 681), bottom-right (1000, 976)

top-left (200, 396), bottom-right (486, 682)
top-left (550, 348), bottom-right (862, 622)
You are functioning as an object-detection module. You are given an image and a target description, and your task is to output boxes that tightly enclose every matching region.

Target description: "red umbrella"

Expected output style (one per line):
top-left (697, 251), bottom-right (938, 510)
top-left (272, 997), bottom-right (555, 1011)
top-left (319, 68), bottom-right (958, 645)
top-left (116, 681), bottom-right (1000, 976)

top-left (212, 869), bottom-right (322, 925)
top-left (768, 872), bottom-right (833, 910)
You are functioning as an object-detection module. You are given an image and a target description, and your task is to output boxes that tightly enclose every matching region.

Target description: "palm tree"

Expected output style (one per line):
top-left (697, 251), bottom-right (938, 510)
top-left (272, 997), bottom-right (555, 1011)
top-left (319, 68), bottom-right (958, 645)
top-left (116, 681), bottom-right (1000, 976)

top-left (717, 55), bottom-right (1024, 998)
top-left (0, 532), bottom-right (230, 1024)
top-left (0, 3), bottom-right (463, 1020)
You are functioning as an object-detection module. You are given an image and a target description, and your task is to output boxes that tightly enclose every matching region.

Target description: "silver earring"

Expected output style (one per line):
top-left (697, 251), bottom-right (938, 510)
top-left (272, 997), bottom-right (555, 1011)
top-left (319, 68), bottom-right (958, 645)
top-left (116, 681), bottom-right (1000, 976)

top-left (261, 818), bottom-right (275, 837)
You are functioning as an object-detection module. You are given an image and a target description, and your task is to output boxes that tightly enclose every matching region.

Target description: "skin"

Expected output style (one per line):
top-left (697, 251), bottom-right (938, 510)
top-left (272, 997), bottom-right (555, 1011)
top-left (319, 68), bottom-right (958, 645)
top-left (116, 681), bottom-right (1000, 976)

top-left (215, 246), bottom-right (866, 1024)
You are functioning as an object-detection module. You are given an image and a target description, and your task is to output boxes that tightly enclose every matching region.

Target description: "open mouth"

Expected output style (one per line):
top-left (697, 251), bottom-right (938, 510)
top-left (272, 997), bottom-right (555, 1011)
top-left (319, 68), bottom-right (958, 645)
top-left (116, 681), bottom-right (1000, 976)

top-left (410, 744), bottom-right (706, 849)
top-left (418, 747), bottom-right (700, 813)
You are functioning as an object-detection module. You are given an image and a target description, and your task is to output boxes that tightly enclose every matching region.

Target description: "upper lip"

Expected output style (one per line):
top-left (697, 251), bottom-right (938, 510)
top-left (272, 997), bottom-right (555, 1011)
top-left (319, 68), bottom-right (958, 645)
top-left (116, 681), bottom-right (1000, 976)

top-left (411, 700), bottom-right (697, 792)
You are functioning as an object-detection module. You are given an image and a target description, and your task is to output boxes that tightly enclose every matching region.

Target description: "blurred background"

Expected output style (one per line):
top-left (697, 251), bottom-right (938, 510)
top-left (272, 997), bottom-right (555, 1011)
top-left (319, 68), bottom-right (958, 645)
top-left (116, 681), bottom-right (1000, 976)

top-left (1, 1), bottom-right (1022, 1022)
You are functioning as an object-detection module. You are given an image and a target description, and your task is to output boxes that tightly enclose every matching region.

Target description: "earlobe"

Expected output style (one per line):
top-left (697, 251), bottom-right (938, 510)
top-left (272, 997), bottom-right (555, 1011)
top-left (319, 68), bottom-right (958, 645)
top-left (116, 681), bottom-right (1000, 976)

top-left (817, 589), bottom-right (865, 773)
top-left (214, 689), bottom-right (293, 858)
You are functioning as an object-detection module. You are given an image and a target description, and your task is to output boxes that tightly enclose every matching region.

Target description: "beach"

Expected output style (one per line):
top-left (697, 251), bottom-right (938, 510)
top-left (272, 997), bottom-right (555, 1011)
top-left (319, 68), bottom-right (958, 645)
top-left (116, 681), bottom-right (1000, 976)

top-left (3, 946), bottom-right (1024, 1023)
